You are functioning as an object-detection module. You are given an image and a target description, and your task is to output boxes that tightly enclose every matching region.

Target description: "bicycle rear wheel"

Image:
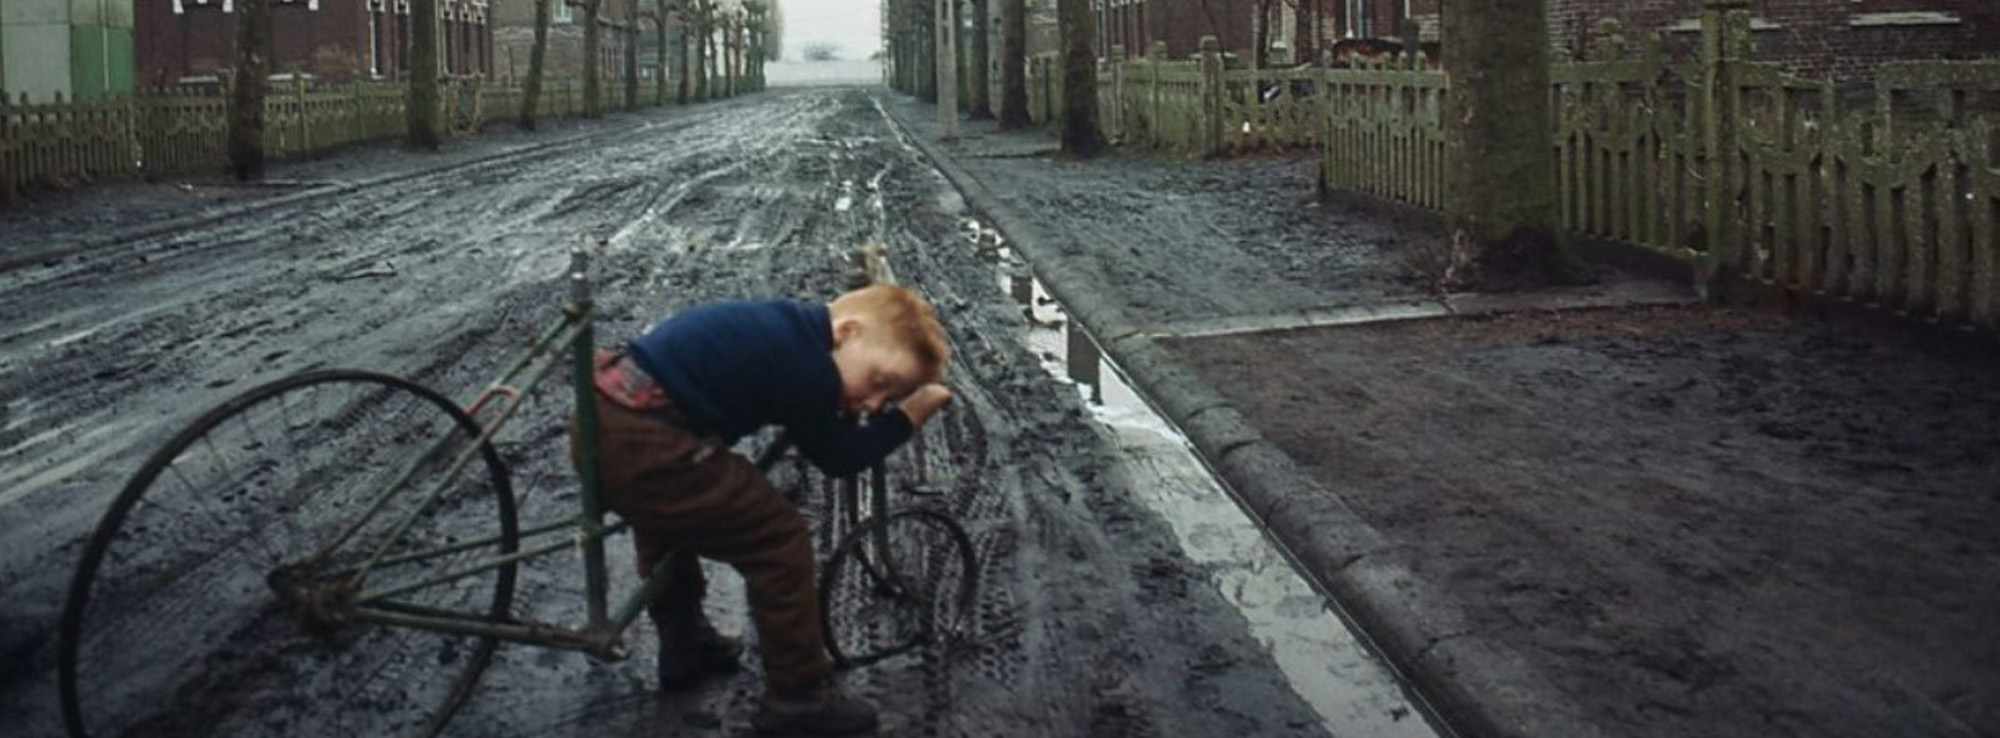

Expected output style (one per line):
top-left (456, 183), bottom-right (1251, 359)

top-left (58, 369), bottom-right (519, 738)
top-left (818, 508), bottom-right (977, 669)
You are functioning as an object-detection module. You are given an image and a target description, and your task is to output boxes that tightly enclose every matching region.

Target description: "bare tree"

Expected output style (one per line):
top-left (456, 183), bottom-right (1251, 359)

top-left (968, 0), bottom-right (992, 119)
top-left (912, 0), bottom-right (936, 102)
top-left (1058, 0), bottom-right (1102, 154)
top-left (999, 0), bottom-right (1028, 128)
top-left (519, 0), bottom-right (555, 128)
top-left (582, 0), bottom-right (603, 117)
top-left (639, 1), bottom-right (672, 105)
top-left (1441, 0), bottom-right (1585, 288)
top-left (227, 0), bottom-right (271, 178)
top-left (694, 0), bottom-right (713, 100)
top-left (760, 1), bottom-right (783, 62)
top-left (409, 0), bottom-right (443, 148)
top-left (677, 1), bottom-right (695, 104)
top-left (625, 0), bottom-right (641, 110)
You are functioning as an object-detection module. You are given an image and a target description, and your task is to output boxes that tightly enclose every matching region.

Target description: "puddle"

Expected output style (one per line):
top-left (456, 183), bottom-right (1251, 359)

top-left (965, 219), bottom-right (1443, 738)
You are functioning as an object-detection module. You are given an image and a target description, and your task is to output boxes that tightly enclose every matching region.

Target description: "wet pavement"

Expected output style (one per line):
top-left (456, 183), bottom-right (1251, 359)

top-left (0, 88), bottom-right (1422, 737)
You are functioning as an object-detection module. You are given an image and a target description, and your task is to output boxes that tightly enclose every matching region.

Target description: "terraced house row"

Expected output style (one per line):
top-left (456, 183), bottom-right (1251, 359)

top-left (0, 0), bottom-right (662, 102)
top-left (1070, 0), bottom-right (1992, 80)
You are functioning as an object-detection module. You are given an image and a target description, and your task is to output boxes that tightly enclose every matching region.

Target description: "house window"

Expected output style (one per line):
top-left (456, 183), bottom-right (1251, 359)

top-left (173, 0), bottom-right (236, 12)
top-left (397, 12), bottom-right (411, 72)
top-left (369, 7), bottom-right (382, 75)
top-left (555, 0), bottom-right (573, 24)
top-left (1847, 0), bottom-right (1963, 28)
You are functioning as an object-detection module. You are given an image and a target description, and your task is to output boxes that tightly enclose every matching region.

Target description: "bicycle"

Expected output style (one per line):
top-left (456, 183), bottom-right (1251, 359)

top-left (55, 244), bottom-right (981, 738)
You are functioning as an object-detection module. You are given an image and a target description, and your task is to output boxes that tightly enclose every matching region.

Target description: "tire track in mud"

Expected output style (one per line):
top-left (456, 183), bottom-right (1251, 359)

top-left (0, 91), bottom-right (881, 736)
top-left (2, 88), bottom-right (1327, 738)
top-left (736, 91), bottom-right (1327, 738)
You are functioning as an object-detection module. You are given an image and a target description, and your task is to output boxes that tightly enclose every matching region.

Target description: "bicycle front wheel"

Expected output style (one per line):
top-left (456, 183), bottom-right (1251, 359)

top-left (58, 370), bottom-right (519, 738)
top-left (818, 508), bottom-right (978, 669)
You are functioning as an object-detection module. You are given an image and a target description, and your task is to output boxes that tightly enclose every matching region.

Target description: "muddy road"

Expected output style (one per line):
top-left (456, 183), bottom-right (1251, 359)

top-left (0, 89), bottom-right (1406, 736)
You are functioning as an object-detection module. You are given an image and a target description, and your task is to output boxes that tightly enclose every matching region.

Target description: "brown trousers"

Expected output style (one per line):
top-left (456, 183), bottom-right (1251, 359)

top-left (571, 391), bottom-right (832, 691)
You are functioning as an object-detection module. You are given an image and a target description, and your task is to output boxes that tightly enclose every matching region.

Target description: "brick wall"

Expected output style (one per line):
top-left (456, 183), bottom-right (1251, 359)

top-left (1099, 0), bottom-right (1991, 83)
top-left (1547, 0), bottom-right (1994, 82)
top-left (136, 0), bottom-right (495, 86)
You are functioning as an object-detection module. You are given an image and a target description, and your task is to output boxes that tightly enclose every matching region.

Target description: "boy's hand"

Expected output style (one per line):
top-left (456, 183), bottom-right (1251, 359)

top-left (898, 383), bottom-right (954, 428)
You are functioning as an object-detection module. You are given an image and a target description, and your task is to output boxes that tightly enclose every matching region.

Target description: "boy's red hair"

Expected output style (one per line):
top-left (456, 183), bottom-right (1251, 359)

top-left (831, 284), bottom-right (949, 383)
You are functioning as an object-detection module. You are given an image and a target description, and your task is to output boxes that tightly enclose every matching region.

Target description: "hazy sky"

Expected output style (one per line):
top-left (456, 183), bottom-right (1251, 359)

top-left (778, 0), bottom-right (884, 61)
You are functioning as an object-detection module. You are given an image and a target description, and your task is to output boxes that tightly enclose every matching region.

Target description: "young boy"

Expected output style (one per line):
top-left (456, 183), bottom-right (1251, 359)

top-left (573, 283), bottom-right (952, 735)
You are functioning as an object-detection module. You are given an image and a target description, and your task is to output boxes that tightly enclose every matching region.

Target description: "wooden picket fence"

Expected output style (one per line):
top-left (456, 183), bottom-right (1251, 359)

top-left (1323, 55), bottom-right (1450, 210)
top-left (1546, 14), bottom-right (2000, 328)
top-left (0, 76), bottom-right (587, 207)
top-left (1019, 12), bottom-right (2000, 331)
top-left (1029, 39), bottom-right (1330, 156)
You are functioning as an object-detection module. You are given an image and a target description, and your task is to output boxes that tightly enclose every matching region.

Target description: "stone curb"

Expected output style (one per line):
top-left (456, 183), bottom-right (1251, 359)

top-left (877, 98), bottom-right (1587, 738)
top-left (0, 116), bottom-right (656, 276)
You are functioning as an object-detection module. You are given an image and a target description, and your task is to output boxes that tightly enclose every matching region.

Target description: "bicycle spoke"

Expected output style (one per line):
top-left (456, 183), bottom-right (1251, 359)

top-left (62, 370), bottom-right (519, 738)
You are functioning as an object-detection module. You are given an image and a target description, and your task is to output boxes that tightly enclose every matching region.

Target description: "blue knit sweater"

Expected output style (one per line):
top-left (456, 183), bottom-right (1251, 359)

top-left (626, 299), bottom-right (913, 477)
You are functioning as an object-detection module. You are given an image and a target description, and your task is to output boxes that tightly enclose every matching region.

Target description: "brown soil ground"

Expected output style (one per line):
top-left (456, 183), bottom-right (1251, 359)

top-left (1166, 305), bottom-right (2000, 737)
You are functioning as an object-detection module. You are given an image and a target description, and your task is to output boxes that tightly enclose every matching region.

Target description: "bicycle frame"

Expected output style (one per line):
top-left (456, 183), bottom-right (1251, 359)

top-left (300, 243), bottom-right (916, 662)
top-left (300, 242), bottom-right (662, 660)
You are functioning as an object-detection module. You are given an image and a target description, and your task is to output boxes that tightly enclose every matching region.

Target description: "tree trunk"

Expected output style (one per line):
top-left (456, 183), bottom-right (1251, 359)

top-left (695, 9), bottom-right (710, 101)
top-left (1441, 0), bottom-right (1585, 289)
top-left (624, 4), bottom-right (640, 110)
top-left (408, 0), bottom-right (442, 149)
top-left (709, 9), bottom-right (721, 99)
top-left (655, 14), bottom-right (669, 105)
top-left (1058, 0), bottom-right (1102, 155)
top-left (967, 0), bottom-right (990, 118)
top-left (1254, 0), bottom-right (1270, 70)
top-left (678, 23), bottom-right (693, 104)
top-left (732, 23), bottom-right (741, 95)
top-left (521, 0), bottom-right (553, 128)
top-left (583, 0), bottom-right (602, 117)
top-left (917, 3), bottom-right (936, 103)
top-left (227, 0), bottom-right (270, 179)
top-left (998, 0), bottom-right (1028, 128)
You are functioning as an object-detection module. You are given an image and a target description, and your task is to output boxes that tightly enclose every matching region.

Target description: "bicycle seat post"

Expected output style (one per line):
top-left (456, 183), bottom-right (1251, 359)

top-left (568, 239), bottom-right (614, 632)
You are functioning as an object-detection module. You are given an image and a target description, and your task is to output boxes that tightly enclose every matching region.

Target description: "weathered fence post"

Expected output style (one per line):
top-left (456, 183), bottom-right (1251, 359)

top-left (1319, 47), bottom-right (1334, 199)
top-left (295, 75), bottom-right (311, 154)
top-left (1699, 0), bottom-right (1749, 299)
top-left (1150, 40), bottom-right (1168, 148)
top-left (1, 90), bottom-right (16, 207)
top-left (1198, 35), bottom-right (1222, 157)
top-left (1109, 44), bottom-right (1125, 143)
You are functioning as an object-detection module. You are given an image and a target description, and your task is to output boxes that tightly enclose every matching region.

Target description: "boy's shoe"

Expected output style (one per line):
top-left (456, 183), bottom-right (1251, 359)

top-left (656, 622), bottom-right (743, 690)
top-left (751, 681), bottom-right (879, 735)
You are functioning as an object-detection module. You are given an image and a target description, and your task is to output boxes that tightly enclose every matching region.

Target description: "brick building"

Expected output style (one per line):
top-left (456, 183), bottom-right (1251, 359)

top-left (490, 0), bottom-right (638, 86)
top-left (1, 0), bottom-right (135, 103)
top-left (1089, 0), bottom-right (1429, 63)
top-left (136, 0), bottom-right (494, 87)
top-left (1087, 0), bottom-right (1992, 81)
top-left (1544, 0), bottom-right (1996, 81)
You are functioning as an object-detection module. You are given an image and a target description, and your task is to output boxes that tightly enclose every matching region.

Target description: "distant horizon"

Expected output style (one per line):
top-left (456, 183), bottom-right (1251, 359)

top-left (765, 58), bottom-right (884, 87)
top-left (777, 0), bottom-right (881, 62)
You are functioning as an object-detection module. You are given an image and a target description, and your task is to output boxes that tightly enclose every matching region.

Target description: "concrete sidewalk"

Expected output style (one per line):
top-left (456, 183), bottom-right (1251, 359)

top-left (865, 85), bottom-right (2000, 738)
top-left (875, 95), bottom-right (1613, 738)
